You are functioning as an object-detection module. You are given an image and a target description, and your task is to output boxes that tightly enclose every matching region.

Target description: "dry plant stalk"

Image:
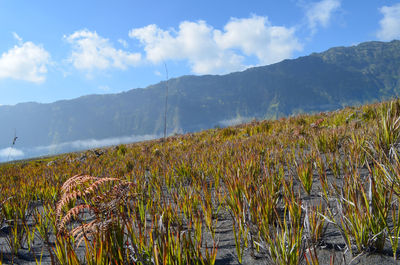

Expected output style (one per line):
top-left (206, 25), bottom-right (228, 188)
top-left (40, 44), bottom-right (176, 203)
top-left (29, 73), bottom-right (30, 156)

top-left (56, 174), bottom-right (135, 246)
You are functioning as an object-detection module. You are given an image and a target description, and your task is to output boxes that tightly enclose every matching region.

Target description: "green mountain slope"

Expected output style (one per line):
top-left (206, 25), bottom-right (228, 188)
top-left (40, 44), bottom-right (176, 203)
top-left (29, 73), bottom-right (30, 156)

top-left (0, 40), bottom-right (399, 153)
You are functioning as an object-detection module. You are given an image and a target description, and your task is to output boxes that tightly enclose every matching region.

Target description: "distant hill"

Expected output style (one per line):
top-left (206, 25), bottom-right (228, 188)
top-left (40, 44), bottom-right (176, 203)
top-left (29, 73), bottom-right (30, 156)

top-left (0, 40), bottom-right (400, 158)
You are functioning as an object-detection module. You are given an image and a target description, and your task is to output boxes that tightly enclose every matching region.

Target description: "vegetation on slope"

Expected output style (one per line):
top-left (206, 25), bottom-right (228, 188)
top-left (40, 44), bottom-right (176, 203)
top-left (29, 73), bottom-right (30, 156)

top-left (1, 99), bottom-right (400, 264)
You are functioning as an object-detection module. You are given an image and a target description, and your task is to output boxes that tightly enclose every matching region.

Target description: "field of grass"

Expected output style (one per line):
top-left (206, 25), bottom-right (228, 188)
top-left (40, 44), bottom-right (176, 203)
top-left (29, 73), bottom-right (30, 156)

top-left (2, 99), bottom-right (400, 264)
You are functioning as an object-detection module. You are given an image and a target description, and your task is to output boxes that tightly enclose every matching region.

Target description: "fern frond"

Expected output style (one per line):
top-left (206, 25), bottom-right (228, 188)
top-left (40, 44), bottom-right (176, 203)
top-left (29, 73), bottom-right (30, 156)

top-left (55, 174), bottom-right (136, 247)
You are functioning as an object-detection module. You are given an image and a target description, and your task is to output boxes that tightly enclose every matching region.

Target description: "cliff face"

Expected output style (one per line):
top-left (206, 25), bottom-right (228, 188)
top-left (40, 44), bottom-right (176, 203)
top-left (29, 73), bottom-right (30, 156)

top-left (0, 40), bottom-right (399, 152)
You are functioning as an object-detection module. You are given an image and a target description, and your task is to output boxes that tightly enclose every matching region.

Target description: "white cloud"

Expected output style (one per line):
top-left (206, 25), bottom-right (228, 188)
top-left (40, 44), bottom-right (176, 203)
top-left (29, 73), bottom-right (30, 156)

top-left (377, 3), bottom-right (400, 41)
top-left (12, 32), bottom-right (23, 44)
top-left (0, 147), bottom-right (24, 158)
top-left (68, 134), bottom-right (157, 149)
top-left (306, 0), bottom-right (341, 34)
top-left (0, 38), bottom-right (50, 83)
top-left (118, 39), bottom-right (128, 48)
top-left (129, 16), bottom-right (301, 74)
top-left (219, 116), bottom-right (252, 127)
top-left (215, 16), bottom-right (301, 66)
top-left (35, 134), bottom-right (158, 154)
top-left (65, 29), bottom-right (141, 72)
top-left (129, 22), bottom-right (242, 74)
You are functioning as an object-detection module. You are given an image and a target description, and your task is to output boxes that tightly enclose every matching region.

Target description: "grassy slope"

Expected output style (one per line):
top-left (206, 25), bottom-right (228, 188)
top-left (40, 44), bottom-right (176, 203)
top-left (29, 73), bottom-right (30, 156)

top-left (1, 99), bottom-right (400, 264)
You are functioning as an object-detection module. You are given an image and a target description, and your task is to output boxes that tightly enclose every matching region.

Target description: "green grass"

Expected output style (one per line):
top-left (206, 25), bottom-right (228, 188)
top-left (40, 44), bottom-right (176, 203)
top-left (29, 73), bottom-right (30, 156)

top-left (2, 99), bottom-right (400, 264)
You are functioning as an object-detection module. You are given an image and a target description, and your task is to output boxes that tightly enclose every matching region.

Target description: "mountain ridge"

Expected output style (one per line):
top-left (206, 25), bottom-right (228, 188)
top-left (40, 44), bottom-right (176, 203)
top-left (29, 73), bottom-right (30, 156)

top-left (1, 40), bottom-right (400, 159)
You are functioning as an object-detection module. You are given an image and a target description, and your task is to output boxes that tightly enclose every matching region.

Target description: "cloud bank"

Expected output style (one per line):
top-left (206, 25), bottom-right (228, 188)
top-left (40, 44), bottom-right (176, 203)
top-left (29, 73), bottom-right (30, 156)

top-left (65, 29), bottom-right (141, 72)
top-left (0, 134), bottom-right (159, 162)
top-left (0, 35), bottom-right (50, 83)
top-left (44, 10), bottom-right (347, 78)
top-left (218, 116), bottom-right (253, 127)
top-left (0, 147), bottom-right (24, 158)
top-left (129, 15), bottom-right (302, 74)
top-left (0, 6), bottom-right (354, 84)
top-left (377, 3), bottom-right (400, 41)
top-left (35, 134), bottom-right (158, 154)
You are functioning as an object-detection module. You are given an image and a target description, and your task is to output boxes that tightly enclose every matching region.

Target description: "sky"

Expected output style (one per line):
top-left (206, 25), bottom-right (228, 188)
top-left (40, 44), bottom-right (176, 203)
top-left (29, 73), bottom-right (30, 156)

top-left (0, 0), bottom-right (400, 106)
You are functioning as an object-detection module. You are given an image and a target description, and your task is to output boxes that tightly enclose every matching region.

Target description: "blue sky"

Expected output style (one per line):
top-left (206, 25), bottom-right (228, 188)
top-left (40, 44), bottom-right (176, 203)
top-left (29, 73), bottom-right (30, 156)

top-left (0, 0), bottom-right (400, 105)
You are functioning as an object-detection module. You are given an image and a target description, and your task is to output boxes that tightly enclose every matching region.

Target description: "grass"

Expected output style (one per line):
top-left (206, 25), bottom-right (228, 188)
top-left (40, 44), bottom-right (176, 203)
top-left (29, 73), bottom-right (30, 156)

top-left (2, 99), bottom-right (400, 264)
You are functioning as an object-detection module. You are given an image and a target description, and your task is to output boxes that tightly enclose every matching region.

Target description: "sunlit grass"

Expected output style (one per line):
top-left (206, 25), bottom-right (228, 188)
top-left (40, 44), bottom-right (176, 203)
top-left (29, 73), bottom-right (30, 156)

top-left (2, 99), bottom-right (400, 263)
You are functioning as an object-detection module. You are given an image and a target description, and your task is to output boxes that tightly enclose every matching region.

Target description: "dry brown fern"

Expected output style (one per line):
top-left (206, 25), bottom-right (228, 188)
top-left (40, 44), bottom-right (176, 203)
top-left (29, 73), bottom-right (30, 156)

top-left (56, 174), bottom-right (135, 245)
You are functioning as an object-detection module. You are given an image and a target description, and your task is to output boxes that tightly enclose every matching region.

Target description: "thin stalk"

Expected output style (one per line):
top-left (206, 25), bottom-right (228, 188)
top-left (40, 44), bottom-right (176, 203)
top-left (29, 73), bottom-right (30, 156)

top-left (163, 62), bottom-right (169, 140)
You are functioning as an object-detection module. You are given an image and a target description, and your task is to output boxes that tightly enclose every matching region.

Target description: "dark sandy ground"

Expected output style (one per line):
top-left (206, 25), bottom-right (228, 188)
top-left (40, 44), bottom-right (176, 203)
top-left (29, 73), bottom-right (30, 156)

top-left (2, 167), bottom-right (400, 265)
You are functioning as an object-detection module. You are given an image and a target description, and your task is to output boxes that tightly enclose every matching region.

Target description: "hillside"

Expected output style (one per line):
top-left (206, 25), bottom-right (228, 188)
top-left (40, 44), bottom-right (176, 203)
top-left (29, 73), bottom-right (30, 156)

top-left (0, 40), bottom-right (400, 158)
top-left (2, 99), bottom-right (400, 264)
